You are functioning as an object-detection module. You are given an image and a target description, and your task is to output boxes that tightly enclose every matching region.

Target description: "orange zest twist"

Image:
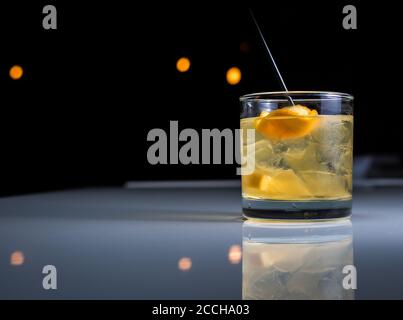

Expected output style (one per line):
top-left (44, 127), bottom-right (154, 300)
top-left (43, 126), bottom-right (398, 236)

top-left (255, 105), bottom-right (318, 140)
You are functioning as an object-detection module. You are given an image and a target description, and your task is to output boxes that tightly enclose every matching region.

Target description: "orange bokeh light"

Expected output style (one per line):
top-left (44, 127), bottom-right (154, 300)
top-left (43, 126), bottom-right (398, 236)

top-left (10, 251), bottom-right (25, 266)
top-left (9, 65), bottom-right (24, 80)
top-left (176, 57), bottom-right (191, 73)
top-left (178, 257), bottom-right (192, 271)
top-left (226, 67), bottom-right (241, 85)
top-left (228, 245), bottom-right (242, 264)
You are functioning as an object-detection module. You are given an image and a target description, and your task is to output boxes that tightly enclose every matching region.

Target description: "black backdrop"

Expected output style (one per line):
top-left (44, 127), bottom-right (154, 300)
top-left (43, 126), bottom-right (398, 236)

top-left (0, 1), bottom-right (402, 195)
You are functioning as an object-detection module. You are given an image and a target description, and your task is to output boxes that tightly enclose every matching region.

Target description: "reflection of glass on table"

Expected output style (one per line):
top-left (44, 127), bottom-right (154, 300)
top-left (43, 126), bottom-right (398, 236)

top-left (242, 220), bottom-right (354, 300)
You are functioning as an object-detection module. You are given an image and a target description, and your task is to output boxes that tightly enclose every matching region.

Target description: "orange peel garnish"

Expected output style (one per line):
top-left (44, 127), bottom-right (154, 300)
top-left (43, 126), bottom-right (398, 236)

top-left (255, 105), bottom-right (318, 140)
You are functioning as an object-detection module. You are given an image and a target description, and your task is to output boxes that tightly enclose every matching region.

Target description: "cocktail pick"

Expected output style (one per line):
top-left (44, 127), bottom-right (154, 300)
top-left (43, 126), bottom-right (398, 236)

top-left (249, 9), bottom-right (295, 105)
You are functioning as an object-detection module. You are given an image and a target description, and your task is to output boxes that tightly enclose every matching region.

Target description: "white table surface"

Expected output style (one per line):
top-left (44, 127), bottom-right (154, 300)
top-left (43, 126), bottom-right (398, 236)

top-left (0, 184), bottom-right (402, 299)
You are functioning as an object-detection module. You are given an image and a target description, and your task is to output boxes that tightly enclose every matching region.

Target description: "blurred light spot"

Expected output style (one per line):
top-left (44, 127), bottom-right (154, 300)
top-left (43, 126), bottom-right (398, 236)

top-left (178, 257), bottom-right (192, 271)
top-left (240, 41), bottom-right (251, 54)
top-left (9, 65), bottom-right (24, 80)
top-left (228, 245), bottom-right (242, 264)
top-left (226, 67), bottom-right (241, 85)
top-left (176, 57), bottom-right (191, 73)
top-left (10, 251), bottom-right (25, 266)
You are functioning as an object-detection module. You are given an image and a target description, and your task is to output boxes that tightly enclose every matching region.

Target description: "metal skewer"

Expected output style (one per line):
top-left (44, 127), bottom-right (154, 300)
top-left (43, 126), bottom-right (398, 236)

top-left (249, 9), bottom-right (295, 105)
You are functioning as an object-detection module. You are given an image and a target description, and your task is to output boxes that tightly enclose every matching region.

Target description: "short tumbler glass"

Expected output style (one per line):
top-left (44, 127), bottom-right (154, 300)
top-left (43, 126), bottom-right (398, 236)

top-left (240, 91), bottom-right (353, 220)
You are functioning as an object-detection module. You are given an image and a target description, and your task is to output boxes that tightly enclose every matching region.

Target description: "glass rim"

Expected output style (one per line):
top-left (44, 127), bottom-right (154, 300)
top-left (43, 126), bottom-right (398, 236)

top-left (240, 91), bottom-right (354, 102)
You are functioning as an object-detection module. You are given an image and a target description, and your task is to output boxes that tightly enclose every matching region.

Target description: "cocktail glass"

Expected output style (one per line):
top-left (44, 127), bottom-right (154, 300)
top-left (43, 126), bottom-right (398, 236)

top-left (240, 91), bottom-right (353, 219)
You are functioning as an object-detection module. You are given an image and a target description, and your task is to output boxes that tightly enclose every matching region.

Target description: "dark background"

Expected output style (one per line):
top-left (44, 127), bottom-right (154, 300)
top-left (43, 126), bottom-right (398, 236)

top-left (0, 1), bottom-right (401, 195)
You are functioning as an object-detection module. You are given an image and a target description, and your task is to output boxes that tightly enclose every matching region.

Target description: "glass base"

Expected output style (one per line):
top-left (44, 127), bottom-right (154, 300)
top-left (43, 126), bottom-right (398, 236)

top-left (242, 198), bottom-right (352, 220)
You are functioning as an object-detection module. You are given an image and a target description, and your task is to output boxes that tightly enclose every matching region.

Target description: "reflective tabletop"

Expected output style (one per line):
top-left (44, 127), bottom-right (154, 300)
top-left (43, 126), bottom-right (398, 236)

top-left (0, 184), bottom-right (402, 299)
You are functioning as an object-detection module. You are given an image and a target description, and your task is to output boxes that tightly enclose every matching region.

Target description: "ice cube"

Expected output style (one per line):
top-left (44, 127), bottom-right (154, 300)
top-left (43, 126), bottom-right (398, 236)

top-left (286, 271), bottom-right (321, 299)
top-left (259, 169), bottom-right (312, 199)
top-left (244, 266), bottom-right (291, 300)
top-left (299, 170), bottom-right (350, 199)
top-left (318, 270), bottom-right (344, 300)
top-left (282, 142), bottom-right (326, 172)
top-left (259, 244), bottom-right (312, 273)
top-left (340, 119), bottom-right (353, 144)
top-left (312, 117), bottom-right (353, 146)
